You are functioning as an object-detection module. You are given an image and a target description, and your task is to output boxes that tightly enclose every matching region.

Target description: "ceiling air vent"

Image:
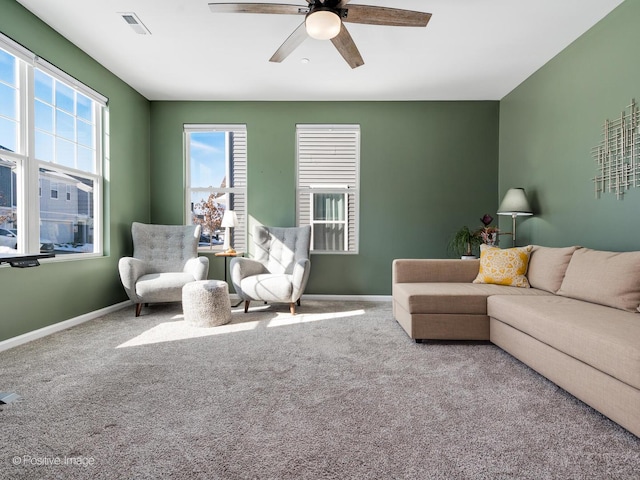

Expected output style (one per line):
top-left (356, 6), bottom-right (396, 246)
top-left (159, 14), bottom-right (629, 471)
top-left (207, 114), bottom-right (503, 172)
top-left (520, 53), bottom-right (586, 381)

top-left (120, 12), bottom-right (151, 35)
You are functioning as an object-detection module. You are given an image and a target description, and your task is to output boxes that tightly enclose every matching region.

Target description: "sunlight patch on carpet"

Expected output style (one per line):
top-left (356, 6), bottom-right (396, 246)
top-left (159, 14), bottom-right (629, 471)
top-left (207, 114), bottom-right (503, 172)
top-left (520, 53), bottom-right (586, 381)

top-left (116, 308), bottom-right (366, 348)
top-left (266, 309), bottom-right (365, 328)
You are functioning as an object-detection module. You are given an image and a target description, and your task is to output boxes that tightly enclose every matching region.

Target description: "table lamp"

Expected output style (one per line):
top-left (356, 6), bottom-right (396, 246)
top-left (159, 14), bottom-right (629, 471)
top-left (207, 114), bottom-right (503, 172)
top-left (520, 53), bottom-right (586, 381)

top-left (497, 188), bottom-right (533, 246)
top-left (221, 210), bottom-right (238, 254)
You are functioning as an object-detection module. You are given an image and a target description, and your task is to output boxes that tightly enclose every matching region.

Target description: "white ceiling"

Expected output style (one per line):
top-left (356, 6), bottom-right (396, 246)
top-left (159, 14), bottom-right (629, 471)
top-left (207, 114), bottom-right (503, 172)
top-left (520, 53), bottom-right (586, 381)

top-left (16, 0), bottom-right (623, 101)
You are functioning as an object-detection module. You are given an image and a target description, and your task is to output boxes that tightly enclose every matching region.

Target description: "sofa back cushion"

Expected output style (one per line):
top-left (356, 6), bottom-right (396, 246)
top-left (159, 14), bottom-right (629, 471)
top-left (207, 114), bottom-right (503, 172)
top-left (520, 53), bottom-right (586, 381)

top-left (527, 245), bottom-right (579, 293)
top-left (557, 248), bottom-right (640, 312)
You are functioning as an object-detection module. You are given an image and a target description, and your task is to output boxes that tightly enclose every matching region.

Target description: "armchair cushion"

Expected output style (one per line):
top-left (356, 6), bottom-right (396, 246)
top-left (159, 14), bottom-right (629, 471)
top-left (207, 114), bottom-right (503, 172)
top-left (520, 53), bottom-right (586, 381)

top-left (136, 272), bottom-right (198, 303)
top-left (240, 274), bottom-right (294, 302)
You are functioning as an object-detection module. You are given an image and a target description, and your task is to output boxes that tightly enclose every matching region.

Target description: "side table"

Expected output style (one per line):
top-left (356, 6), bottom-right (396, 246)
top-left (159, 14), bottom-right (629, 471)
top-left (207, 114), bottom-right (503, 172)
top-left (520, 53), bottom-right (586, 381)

top-left (215, 251), bottom-right (244, 306)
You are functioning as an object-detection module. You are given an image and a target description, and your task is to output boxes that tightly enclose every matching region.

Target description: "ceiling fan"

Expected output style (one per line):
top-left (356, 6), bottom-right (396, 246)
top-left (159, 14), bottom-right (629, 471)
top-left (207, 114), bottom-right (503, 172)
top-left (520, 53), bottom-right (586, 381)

top-left (208, 1), bottom-right (432, 69)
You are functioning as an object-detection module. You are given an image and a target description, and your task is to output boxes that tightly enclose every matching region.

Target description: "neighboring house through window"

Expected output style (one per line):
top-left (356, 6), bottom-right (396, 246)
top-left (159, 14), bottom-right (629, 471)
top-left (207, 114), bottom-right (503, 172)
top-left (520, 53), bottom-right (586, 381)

top-left (0, 32), bottom-right (106, 256)
top-left (296, 124), bottom-right (360, 254)
top-left (185, 124), bottom-right (247, 252)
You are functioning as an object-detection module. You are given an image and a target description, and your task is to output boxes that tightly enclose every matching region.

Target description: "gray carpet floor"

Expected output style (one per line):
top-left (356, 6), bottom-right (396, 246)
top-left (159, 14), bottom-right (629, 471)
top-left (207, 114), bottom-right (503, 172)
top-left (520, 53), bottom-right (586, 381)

top-left (0, 300), bottom-right (638, 479)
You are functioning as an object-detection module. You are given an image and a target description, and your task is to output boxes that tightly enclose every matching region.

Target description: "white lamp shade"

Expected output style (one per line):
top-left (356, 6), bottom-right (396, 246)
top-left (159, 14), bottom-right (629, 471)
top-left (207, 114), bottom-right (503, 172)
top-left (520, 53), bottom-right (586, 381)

top-left (221, 210), bottom-right (238, 228)
top-left (497, 188), bottom-right (533, 216)
top-left (306, 9), bottom-right (341, 40)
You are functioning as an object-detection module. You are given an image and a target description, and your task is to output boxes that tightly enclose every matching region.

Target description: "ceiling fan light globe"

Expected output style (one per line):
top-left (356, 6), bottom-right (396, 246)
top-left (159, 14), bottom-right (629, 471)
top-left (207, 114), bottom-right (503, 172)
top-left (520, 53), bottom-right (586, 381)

top-left (305, 10), bottom-right (341, 40)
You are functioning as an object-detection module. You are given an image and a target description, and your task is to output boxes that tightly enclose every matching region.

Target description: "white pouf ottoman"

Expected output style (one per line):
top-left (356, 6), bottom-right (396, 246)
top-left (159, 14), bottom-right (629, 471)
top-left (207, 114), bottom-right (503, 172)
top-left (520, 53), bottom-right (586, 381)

top-left (182, 280), bottom-right (232, 327)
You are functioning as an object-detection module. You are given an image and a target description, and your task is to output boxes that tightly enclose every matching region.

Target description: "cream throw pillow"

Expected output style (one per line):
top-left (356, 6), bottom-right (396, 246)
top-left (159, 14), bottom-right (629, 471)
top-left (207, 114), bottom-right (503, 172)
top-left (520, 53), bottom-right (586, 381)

top-left (473, 244), bottom-right (532, 288)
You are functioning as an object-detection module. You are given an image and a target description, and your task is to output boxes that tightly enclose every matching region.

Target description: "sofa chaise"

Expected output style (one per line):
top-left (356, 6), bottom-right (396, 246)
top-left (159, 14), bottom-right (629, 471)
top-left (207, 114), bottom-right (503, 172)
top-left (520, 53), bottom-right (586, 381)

top-left (392, 245), bottom-right (640, 438)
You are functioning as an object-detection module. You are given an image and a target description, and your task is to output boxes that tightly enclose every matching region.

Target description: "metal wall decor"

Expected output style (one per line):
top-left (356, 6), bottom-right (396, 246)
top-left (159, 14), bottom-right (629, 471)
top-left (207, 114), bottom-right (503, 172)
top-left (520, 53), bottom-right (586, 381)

top-left (592, 99), bottom-right (640, 199)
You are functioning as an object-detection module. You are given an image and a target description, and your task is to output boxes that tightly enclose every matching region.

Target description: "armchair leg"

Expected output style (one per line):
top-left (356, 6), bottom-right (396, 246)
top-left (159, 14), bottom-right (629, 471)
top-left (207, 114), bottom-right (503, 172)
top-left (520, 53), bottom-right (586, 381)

top-left (297, 298), bottom-right (301, 306)
top-left (244, 300), bottom-right (250, 313)
top-left (135, 303), bottom-right (142, 317)
top-left (290, 303), bottom-right (296, 315)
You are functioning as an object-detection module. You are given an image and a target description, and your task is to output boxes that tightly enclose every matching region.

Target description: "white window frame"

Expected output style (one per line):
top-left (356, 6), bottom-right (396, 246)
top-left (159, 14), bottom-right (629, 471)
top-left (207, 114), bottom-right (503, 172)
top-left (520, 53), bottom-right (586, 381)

top-left (296, 124), bottom-right (360, 254)
top-left (309, 185), bottom-right (348, 252)
top-left (184, 124), bottom-right (247, 253)
top-left (0, 32), bottom-right (107, 258)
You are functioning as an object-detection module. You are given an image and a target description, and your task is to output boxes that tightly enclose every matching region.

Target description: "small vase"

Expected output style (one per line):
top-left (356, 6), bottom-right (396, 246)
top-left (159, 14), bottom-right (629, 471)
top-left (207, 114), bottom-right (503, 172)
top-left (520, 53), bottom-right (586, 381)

top-left (481, 231), bottom-right (498, 246)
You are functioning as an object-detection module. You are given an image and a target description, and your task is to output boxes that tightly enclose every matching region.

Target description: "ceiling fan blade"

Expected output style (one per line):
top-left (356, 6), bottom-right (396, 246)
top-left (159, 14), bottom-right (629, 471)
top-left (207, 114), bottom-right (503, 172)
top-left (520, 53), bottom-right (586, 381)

top-left (320, 0), bottom-right (350, 6)
top-left (331, 23), bottom-right (364, 69)
top-left (208, 3), bottom-right (308, 16)
top-left (269, 22), bottom-right (308, 63)
top-left (343, 5), bottom-right (431, 27)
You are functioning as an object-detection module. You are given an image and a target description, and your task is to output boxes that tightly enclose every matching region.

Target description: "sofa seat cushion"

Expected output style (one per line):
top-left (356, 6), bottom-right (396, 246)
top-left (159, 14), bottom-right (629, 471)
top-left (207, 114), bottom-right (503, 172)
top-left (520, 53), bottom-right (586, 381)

top-left (393, 283), bottom-right (551, 315)
top-left (488, 295), bottom-right (640, 390)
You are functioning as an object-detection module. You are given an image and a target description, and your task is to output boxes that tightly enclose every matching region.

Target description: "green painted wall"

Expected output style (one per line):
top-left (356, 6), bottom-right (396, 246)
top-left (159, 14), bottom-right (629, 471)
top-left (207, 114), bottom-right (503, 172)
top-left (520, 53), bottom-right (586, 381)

top-left (0, 0), bottom-right (151, 341)
top-left (150, 101), bottom-right (499, 294)
top-left (499, 0), bottom-right (639, 251)
top-left (3, 0), bottom-right (631, 341)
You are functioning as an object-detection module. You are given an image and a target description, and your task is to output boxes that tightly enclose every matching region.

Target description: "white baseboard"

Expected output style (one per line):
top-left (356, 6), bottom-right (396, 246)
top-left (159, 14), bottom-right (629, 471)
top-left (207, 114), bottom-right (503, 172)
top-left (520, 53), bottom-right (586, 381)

top-left (0, 301), bottom-right (131, 353)
top-left (233, 294), bottom-right (391, 303)
top-left (0, 295), bottom-right (390, 353)
top-left (302, 294), bottom-right (392, 302)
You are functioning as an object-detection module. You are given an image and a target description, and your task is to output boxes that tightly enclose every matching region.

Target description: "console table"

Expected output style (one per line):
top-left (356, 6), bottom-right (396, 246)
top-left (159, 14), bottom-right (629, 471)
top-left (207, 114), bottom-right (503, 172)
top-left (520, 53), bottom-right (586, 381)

top-left (214, 251), bottom-right (244, 307)
top-left (0, 252), bottom-right (55, 268)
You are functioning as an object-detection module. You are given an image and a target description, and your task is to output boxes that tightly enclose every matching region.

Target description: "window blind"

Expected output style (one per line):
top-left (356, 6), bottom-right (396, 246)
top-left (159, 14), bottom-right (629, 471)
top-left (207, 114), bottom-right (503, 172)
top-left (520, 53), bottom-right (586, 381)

top-left (296, 124), bottom-right (360, 253)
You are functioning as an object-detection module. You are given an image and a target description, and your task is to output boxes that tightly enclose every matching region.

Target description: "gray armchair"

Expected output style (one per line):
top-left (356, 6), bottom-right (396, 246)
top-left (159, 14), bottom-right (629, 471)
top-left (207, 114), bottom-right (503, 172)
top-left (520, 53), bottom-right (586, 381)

top-left (230, 225), bottom-right (311, 314)
top-left (118, 222), bottom-right (209, 317)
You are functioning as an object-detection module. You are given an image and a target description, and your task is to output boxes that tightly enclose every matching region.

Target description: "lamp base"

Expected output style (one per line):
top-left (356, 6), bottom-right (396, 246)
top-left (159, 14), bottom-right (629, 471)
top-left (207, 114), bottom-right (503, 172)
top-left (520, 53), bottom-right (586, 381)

top-left (222, 226), bottom-right (234, 254)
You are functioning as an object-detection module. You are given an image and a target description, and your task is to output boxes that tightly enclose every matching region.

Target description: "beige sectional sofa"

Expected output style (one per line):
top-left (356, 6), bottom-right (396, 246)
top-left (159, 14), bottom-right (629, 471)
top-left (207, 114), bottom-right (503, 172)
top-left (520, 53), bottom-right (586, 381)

top-left (392, 245), bottom-right (640, 438)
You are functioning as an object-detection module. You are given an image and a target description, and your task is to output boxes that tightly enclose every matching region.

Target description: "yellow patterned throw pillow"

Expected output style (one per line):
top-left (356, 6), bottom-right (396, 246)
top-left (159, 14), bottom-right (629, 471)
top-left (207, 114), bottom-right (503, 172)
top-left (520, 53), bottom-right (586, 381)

top-left (473, 244), bottom-right (533, 288)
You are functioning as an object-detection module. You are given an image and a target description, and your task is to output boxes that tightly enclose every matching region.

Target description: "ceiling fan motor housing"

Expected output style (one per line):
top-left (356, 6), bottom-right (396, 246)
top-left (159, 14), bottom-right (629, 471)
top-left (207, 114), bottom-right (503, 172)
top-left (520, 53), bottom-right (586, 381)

top-left (305, 7), bottom-right (343, 40)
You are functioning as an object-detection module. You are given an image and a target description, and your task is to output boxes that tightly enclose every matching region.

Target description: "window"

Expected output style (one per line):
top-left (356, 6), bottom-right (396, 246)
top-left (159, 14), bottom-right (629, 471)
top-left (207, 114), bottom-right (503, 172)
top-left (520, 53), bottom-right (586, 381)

top-left (185, 125), bottom-right (247, 252)
top-left (0, 32), bottom-right (106, 256)
top-left (296, 124), bottom-right (360, 254)
top-left (310, 188), bottom-right (348, 251)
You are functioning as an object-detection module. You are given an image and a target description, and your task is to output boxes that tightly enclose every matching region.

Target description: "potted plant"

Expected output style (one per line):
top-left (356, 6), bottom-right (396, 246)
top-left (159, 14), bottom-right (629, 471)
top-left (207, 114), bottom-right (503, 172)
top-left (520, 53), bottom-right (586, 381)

top-left (448, 225), bottom-right (483, 259)
top-left (477, 214), bottom-right (500, 246)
